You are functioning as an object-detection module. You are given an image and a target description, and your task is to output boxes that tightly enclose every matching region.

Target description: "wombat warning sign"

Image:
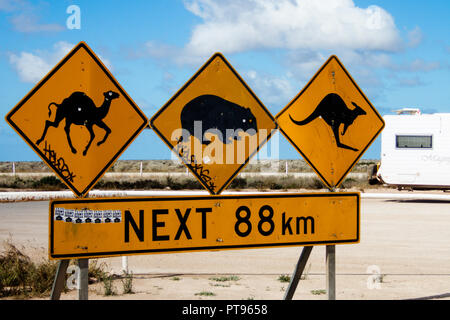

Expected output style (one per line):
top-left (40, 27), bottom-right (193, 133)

top-left (150, 53), bottom-right (277, 195)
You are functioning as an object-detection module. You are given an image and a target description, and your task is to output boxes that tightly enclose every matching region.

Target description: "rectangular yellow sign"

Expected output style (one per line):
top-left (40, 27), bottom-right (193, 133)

top-left (49, 193), bottom-right (359, 259)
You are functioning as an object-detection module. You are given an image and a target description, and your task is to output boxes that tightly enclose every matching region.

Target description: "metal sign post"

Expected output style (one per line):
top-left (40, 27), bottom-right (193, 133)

top-left (50, 258), bottom-right (89, 300)
top-left (50, 260), bottom-right (70, 300)
top-left (283, 246), bottom-right (313, 300)
top-left (326, 245), bottom-right (336, 300)
top-left (77, 259), bottom-right (89, 300)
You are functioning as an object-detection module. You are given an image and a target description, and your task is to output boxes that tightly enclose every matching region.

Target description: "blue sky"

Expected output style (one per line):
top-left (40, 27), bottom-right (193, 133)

top-left (1, 0), bottom-right (449, 161)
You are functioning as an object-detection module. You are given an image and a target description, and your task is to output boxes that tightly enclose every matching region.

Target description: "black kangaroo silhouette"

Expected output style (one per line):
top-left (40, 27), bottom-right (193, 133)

top-left (36, 90), bottom-right (120, 156)
top-left (289, 93), bottom-right (366, 151)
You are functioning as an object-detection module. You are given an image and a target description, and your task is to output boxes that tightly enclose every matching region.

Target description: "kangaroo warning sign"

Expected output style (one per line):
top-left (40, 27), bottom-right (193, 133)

top-left (150, 53), bottom-right (277, 195)
top-left (276, 55), bottom-right (384, 189)
top-left (49, 192), bottom-right (359, 259)
top-left (5, 42), bottom-right (148, 197)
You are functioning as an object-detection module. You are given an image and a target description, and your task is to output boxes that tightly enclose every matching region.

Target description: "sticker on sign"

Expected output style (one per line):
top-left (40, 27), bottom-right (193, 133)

top-left (49, 192), bottom-right (360, 259)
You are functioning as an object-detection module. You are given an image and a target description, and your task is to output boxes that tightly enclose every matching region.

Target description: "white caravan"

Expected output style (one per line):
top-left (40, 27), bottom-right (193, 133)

top-left (376, 108), bottom-right (450, 189)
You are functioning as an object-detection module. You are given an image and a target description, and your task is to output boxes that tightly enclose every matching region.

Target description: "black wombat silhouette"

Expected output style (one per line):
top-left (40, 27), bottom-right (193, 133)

top-left (289, 93), bottom-right (366, 151)
top-left (179, 94), bottom-right (257, 145)
top-left (36, 90), bottom-right (119, 156)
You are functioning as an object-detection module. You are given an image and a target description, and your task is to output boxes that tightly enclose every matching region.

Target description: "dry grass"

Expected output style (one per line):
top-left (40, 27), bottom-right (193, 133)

top-left (0, 159), bottom-right (377, 173)
top-left (0, 241), bottom-right (57, 297)
top-left (0, 240), bottom-right (109, 298)
top-left (0, 173), bottom-right (377, 192)
top-left (0, 159), bottom-right (380, 192)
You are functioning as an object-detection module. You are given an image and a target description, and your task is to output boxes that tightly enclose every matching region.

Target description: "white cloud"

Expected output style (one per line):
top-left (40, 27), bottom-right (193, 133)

top-left (130, 0), bottom-right (403, 69)
top-left (405, 59), bottom-right (440, 72)
top-left (10, 12), bottom-right (64, 33)
top-left (0, 0), bottom-right (16, 11)
top-left (8, 42), bottom-right (73, 83)
top-left (9, 51), bottom-right (52, 83)
top-left (407, 26), bottom-right (423, 48)
top-left (183, 0), bottom-right (402, 58)
top-left (285, 50), bottom-right (328, 80)
top-left (245, 70), bottom-right (295, 108)
top-left (375, 57), bottom-right (441, 73)
top-left (1, 0), bottom-right (64, 33)
top-left (8, 42), bottom-right (113, 83)
top-left (128, 41), bottom-right (178, 60)
top-left (396, 76), bottom-right (426, 88)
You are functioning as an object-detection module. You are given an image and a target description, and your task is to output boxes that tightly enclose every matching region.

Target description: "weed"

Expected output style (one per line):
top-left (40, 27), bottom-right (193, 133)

top-left (209, 275), bottom-right (240, 282)
top-left (0, 241), bottom-right (58, 297)
top-left (102, 274), bottom-right (117, 296)
top-left (311, 289), bottom-right (326, 295)
top-left (374, 273), bottom-right (386, 283)
top-left (210, 283), bottom-right (231, 287)
top-left (171, 276), bottom-right (181, 281)
top-left (28, 259), bottom-right (58, 295)
top-left (229, 177), bottom-right (247, 189)
top-left (195, 291), bottom-right (216, 296)
top-left (121, 271), bottom-right (134, 294)
top-left (277, 274), bottom-right (291, 283)
top-left (88, 260), bottom-right (108, 284)
top-left (32, 176), bottom-right (66, 190)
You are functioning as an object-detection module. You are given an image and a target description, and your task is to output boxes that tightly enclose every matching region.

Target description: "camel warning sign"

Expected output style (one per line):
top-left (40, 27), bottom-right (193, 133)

top-left (5, 42), bottom-right (148, 197)
top-left (150, 53), bottom-right (277, 195)
top-left (49, 192), bottom-right (360, 259)
top-left (276, 55), bottom-right (384, 189)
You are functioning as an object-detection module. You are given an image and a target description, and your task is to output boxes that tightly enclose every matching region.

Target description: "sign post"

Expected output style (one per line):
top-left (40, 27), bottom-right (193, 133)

top-left (77, 259), bottom-right (89, 300)
top-left (283, 246), bottom-right (313, 300)
top-left (326, 244), bottom-right (336, 300)
top-left (50, 260), bottom-right (69, 300)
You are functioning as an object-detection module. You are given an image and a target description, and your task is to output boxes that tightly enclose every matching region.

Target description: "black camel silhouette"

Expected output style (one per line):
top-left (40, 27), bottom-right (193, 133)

top-left (289, 93), bottom-right (366, 151)
top-left (36, 90), bottom-right (119, 156)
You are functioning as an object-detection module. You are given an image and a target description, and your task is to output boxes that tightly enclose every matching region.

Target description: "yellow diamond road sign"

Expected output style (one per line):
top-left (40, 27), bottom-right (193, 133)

top-left (276, 55), bottom-right (384, 189)
top-left (6, 42), bottom-right (148, 197)
top-left (150, 53), bottom-right (277, 195)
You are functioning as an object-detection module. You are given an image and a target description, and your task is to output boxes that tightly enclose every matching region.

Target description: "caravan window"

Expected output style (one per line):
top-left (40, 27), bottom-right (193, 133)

top-left (396, 135), bottom-right (432, 149)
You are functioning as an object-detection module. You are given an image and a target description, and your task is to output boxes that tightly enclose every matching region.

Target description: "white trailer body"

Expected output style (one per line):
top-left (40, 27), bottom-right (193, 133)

top-left (377, 112), bottom-right (450, 189)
